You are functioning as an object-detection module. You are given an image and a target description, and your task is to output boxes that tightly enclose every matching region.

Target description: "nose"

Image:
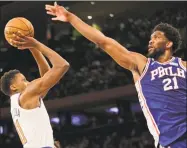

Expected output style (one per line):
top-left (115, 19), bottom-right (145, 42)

top-left (149, 40), bottom-right (153, 45)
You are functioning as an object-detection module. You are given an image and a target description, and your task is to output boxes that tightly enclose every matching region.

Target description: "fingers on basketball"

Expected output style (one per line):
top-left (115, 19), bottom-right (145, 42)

top-left (4, 17), bottom-right (34, 47)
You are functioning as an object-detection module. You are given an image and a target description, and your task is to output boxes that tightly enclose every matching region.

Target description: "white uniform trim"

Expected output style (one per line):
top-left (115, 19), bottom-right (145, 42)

top-left (134, 58), bottom-right (160, 147)
top-left (135, 82), bottom-right (160, 147)
top-left (136, 58), bottom-right (151, 83)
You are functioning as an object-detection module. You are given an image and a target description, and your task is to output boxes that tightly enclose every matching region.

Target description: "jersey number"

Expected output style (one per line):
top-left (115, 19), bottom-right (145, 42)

top-left (15, 120), bottom-right (27, 145)
top-left (162, 77), bottom-right (179, 91)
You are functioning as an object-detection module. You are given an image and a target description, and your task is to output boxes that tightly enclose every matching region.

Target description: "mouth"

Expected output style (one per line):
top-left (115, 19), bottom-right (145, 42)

top-left (148, 46), bottom-right (154, 51)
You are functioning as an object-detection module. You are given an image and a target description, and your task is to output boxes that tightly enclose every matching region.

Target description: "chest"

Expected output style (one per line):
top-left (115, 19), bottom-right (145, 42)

top-left (150, 66), bottom-right (186, 81)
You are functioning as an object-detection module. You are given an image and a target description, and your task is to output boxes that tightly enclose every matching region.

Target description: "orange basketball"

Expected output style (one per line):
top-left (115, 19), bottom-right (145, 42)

top-left (4, 17), bottom-right (34, 47)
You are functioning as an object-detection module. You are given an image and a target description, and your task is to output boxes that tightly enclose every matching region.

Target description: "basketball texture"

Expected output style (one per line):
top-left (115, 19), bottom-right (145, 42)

top-left (4, 17), bottom-right (34, 46)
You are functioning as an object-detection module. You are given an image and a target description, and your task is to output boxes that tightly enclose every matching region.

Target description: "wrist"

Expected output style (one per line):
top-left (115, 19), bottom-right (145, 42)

top-left (33, 39), bottom-right (40, 48)
top-left (29, 40), bottom-right (41, 52)
top-left (29, 48), bottom-right (39, 53)
top-left (66, 11), bottom-right (73, 22)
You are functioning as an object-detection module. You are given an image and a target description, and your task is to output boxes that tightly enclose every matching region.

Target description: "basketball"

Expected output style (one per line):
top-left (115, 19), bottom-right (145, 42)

top-left (4, 17), bottom-right (34, 47)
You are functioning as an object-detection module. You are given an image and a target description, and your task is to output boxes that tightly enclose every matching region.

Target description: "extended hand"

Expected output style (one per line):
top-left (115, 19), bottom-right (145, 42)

top-left (45, 2), bottom-right (69, 22)
top-left (10, 31), bottom-right (38, 50)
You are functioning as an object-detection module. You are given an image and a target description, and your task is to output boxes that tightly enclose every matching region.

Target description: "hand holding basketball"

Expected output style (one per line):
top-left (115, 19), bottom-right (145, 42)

top-left (9, 32), bottom-right (38, 50)
top-left (4, 17), bottom-right (34, 47)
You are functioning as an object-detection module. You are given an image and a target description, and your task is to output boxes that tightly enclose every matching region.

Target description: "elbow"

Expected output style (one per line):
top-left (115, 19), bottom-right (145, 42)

top-left (62, 61), bottom-right (70, 71)
top-left (55, 61), bottom-right (70, 71)
top-left (60, 62), bottom-right (70, 75)
top-left (65, 62), bottom-right (70, 70)
top-left (97, 41), bottom-right (105, 48)
top-left (96, 36), bottom-right (110, 50)
top-left (91, 32), bottom-right (106, 46)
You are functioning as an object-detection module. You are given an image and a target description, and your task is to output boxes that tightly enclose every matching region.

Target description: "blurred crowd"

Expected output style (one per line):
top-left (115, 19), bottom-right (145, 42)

top-left (0, 127), bottom-right (154, 148)
top-left (61, 131), bottom-right (154, 148)
top-left (0, 111), bottom-right (155, 148)
top-left (0, 4), bottom-right (186, 148)
top-left (0, 7), bottom-right (186, 106)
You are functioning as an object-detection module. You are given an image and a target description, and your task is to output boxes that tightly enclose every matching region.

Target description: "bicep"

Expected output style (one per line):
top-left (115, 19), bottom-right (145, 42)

top-left (19, 65), bottom-right (69, 105)
top-left (38, 66), bottom-right (69, 94)
top-left (99, 37), bottom-right (146, 72)
top-left (26, 65), bottom-right (69, 98)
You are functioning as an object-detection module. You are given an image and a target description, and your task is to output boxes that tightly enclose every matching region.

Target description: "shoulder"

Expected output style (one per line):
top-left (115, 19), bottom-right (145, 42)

top-left (131, 52), bottom-right (148, 64)
top-left (131, 51), bottom-right (146, 58)
top-left (176, 56), bottom-right (186, 69)
top-left (131, 51), bottom-right (148, 74)
top-left (10, 93), bottom-right (21, 106)
top-left (19, 79), bottom-right (42, 108)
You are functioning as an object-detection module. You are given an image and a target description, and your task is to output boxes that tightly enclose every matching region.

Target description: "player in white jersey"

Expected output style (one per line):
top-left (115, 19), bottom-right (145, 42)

top-left (0, 32), bottom-right (69, 148)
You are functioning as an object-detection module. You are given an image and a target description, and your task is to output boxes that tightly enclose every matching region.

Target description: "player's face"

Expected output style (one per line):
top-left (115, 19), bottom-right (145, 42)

top-left (148, 31), bottom-right (169, 58)
top-left (11, 73), bottom-right (30, 93)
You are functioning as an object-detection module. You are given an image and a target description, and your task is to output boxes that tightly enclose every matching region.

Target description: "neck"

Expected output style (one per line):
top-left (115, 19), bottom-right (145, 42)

top-left (156, 49), bottom-right (173, 63)
top-left (11, 91), bottom-right (20, 97)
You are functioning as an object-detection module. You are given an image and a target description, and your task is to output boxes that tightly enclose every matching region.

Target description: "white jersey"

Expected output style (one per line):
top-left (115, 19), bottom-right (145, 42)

top-left (10, 93), bottom-right (54, 148)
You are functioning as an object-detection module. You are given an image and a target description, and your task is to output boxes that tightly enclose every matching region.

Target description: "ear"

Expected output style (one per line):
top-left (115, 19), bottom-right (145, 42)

top-left (166, 41), bottom-right (173, 49)
top-left (10, 84), bottom-right (17, 92)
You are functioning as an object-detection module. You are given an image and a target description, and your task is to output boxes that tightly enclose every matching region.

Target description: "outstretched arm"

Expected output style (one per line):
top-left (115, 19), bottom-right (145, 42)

top-left (29, 48), bottom-right (50, 77)
top-left (45, 2), bottom-right (147, 73)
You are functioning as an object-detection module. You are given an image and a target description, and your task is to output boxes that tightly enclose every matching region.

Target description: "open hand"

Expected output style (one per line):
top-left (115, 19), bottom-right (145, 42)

top-left (45, 2), bottom-right (69, 22)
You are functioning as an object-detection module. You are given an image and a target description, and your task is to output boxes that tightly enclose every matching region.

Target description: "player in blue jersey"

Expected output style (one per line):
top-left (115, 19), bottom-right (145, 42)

top-left (46, 2), bottom-right (187, 148)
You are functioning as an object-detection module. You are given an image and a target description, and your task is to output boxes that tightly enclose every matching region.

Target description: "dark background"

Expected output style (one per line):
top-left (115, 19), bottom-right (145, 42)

top-left (0, 1), bottom-right (186, 148)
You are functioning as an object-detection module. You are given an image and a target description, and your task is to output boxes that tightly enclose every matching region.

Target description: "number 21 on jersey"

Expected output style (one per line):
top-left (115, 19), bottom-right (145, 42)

top-left (162, 76), bottom-right (179, 91)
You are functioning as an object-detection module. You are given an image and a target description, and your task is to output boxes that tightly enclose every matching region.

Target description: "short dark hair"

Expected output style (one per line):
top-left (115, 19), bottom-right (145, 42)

top-left (0, 69), bottom-right (20, 96)
top-left (152, 22), bottom-right (182, 52)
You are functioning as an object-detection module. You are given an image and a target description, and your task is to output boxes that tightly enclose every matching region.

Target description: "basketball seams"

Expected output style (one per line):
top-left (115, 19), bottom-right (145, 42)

top-left (5, 18), bottom-right (34, 37)
top-left (4, 17), bottom-right (34, 45)
top-left (5, 26), bottom-right (30, 32)
top-left (29, 23), bottom-right (34, 37)
top-left (6, 18), bottom-right (33, 36)
top-left (6, 31), bottom-right (33, 39)
top-left (17, 18), bottom-right (31, 34)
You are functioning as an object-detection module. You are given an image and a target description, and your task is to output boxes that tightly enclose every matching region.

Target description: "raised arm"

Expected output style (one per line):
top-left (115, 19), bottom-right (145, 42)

top-left (29, 48), bottom-right (50, 77)
top-left (29, 48), bottom-right (51, 98)
top-left (11, 33), bottom-right (70, 102)
top-left (45, 2), bottom-right (147, 73)
top-left (30, 41), bottom-right (69, 95)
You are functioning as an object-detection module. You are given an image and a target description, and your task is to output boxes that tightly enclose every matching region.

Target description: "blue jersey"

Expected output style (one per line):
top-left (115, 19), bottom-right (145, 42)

top-left (135, 57), bottom-right (186, 147)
